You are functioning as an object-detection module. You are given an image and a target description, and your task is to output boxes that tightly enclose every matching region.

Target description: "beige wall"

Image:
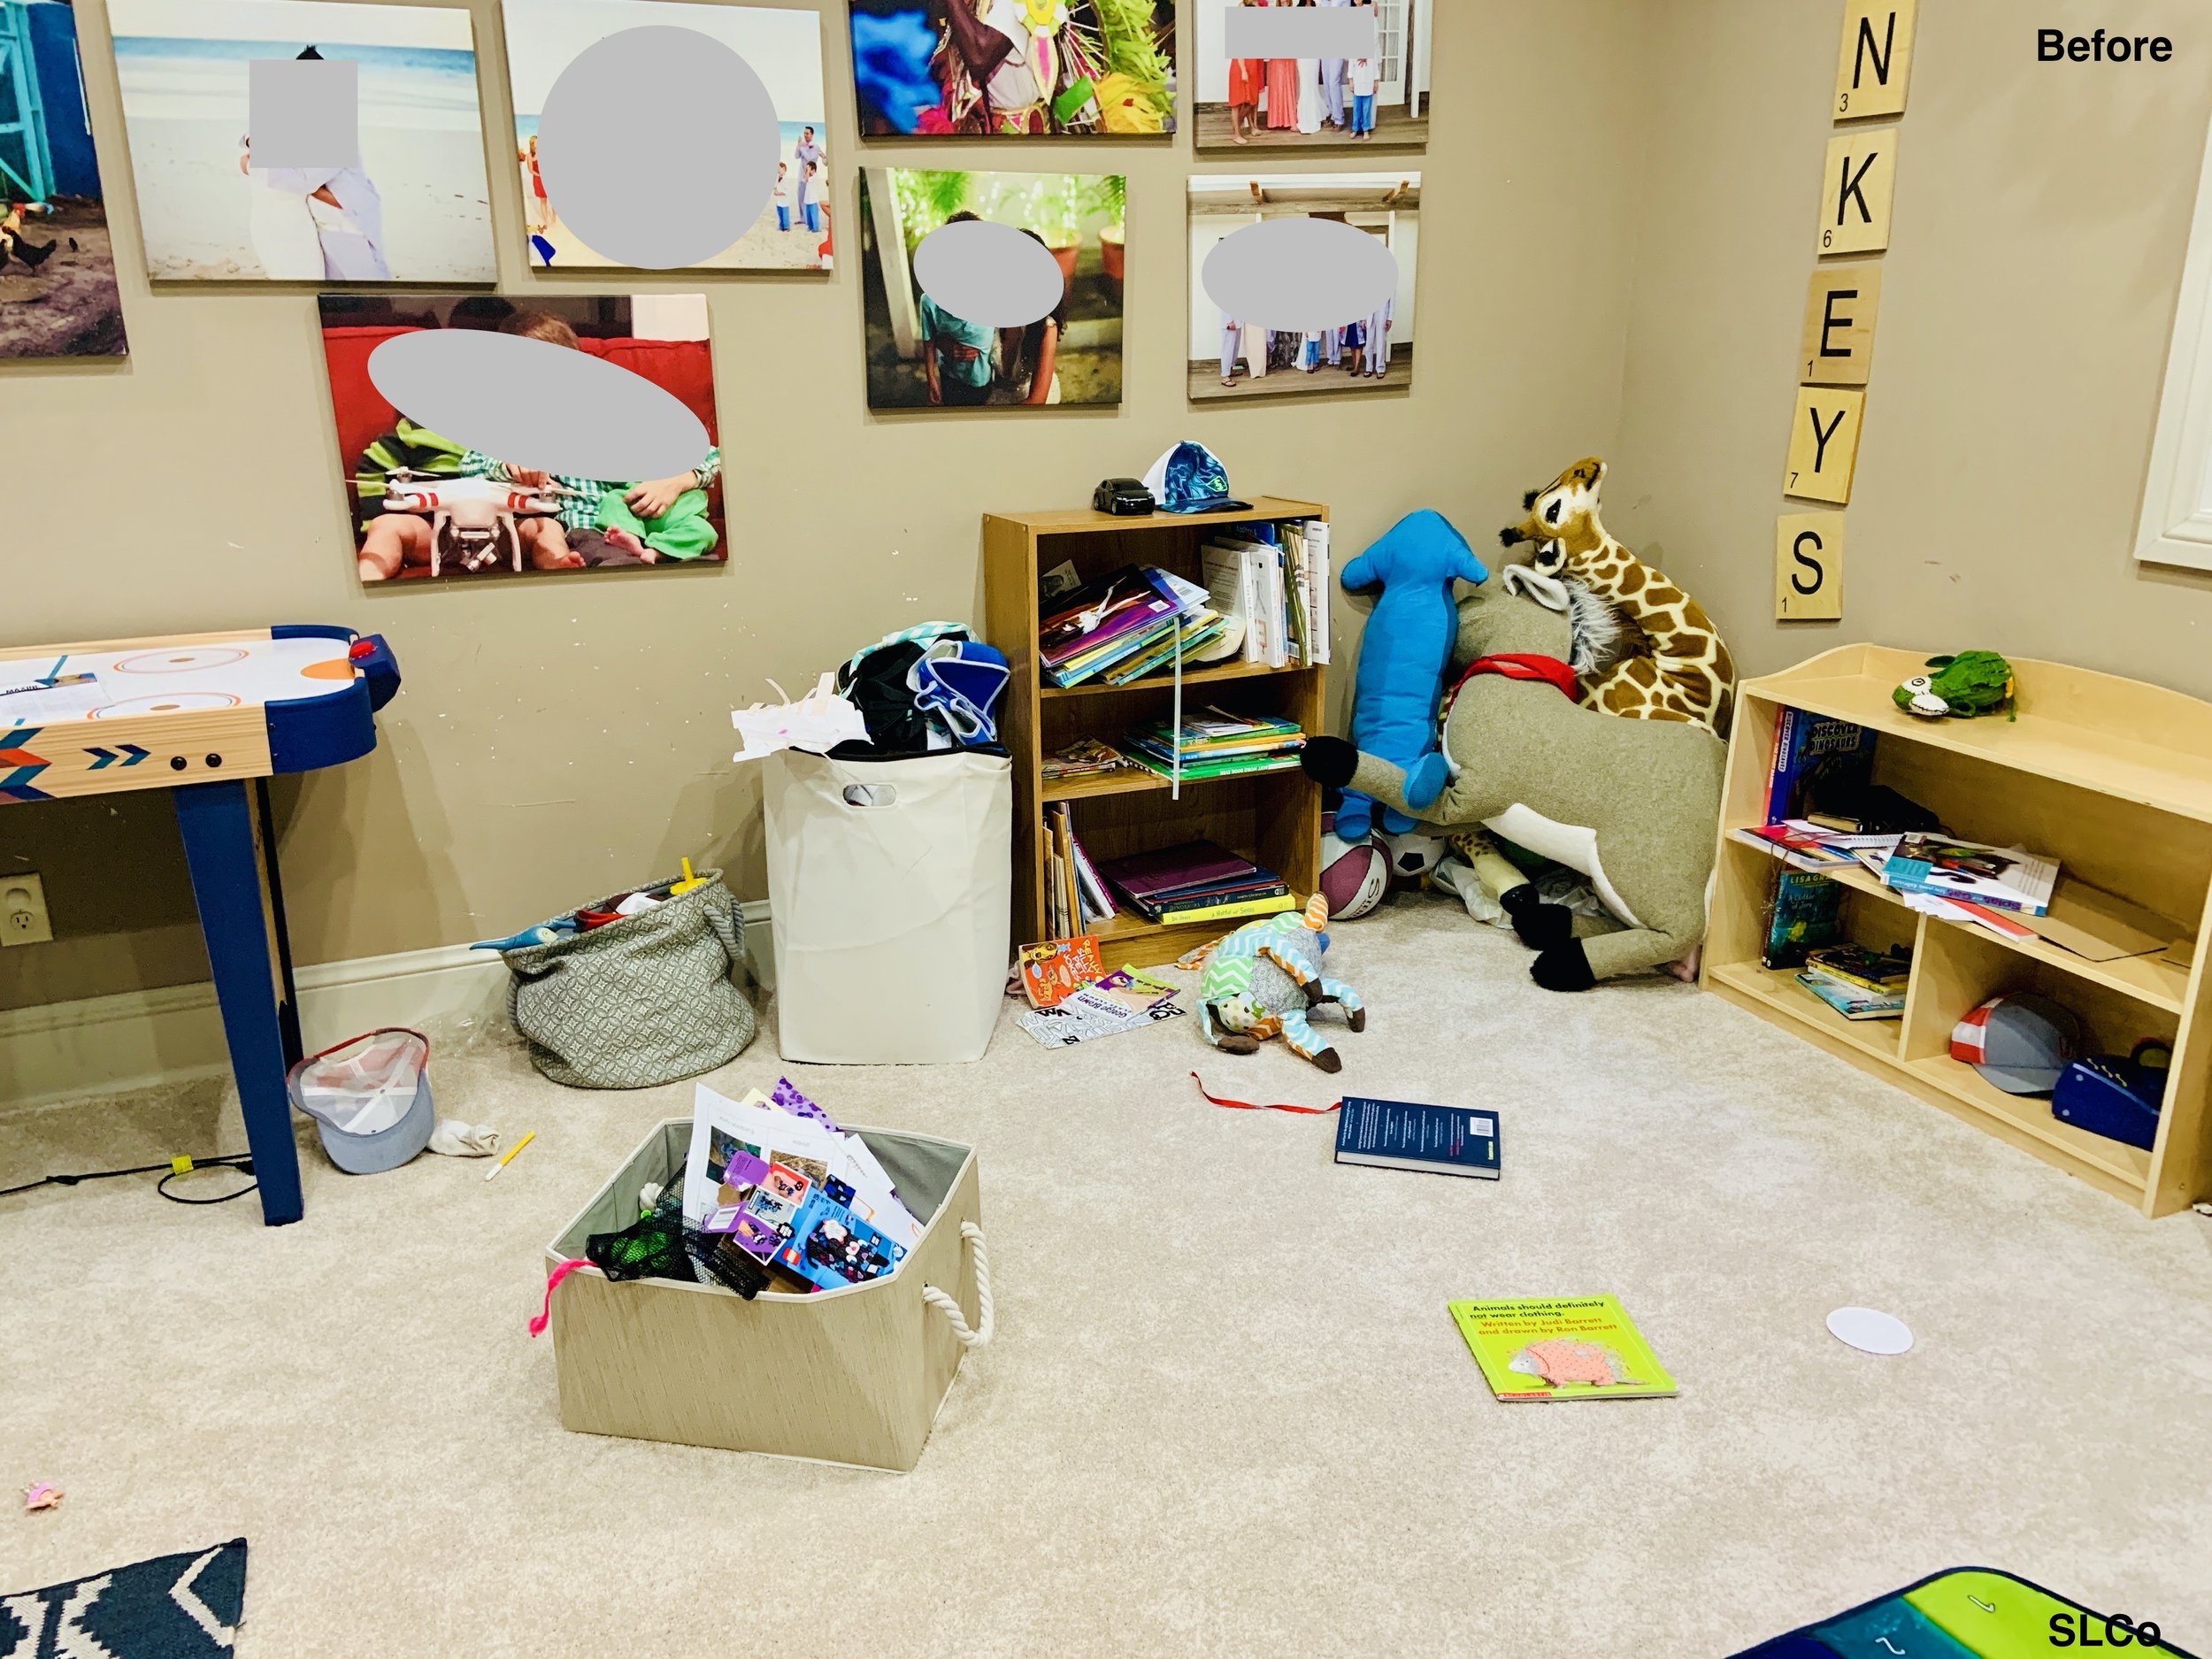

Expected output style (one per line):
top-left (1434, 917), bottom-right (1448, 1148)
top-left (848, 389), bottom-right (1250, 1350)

top-left (1611, 0), bottom-right (2212, 697)
top-left (0, 0), bottom-right (1657, 1011)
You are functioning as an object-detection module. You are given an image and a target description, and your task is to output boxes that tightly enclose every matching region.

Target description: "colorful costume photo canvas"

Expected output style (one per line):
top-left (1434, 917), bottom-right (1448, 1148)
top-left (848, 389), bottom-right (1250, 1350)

top-left (0, 0), bottom-right (127, 357)
top-left (504, 0), bottom-right (832, 273)
top-left (107, 0), bottom-right (495, 282)
top-left (1194, 0), bottom-right (1433, 151)
top-left (317, 292), bottom-right (725, 584)
top-left (1189, 171), bottom-right (1418, 400)
top-left (860, 166), bottom-right (1125, 410)
top-left (848, 0), bottom-right (1174, 138)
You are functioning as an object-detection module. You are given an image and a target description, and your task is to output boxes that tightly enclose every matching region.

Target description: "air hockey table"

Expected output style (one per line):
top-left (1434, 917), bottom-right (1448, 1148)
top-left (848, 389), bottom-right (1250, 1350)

top-left (0, 626), bottom-right (401, 1225)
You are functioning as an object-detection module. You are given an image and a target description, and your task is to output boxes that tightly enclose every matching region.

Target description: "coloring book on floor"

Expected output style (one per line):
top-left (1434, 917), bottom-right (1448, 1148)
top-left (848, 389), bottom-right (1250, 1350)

top-left (1448, 1295), bottom-right (1678, 1402)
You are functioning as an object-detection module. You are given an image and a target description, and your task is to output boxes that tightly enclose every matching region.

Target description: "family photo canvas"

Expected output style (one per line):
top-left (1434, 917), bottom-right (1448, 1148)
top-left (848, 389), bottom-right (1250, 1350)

top-left (318, 292), bottom-right (725, 585)
top-left (108, 0), bottom-right (496, 282)
top-left (860, 166), bottom-right (1125, 410)
top-left (1, 0), bottom-right (126, 357)
top-left (1188, 171), bottom-right (1419, 399)
top-left (505, 0), bottom-right (832, 273)
top-left (1193, 0), bottom-right (1433, 151)
top-left (848, 0), bottom-right (1174, 138)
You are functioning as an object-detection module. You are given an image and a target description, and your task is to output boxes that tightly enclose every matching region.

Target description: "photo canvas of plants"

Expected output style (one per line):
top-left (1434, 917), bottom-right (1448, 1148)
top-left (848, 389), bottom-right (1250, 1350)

top-left (859, 166), bottom-right (1125, 410)
top-left (848, 0), bottom-right (1173, 137)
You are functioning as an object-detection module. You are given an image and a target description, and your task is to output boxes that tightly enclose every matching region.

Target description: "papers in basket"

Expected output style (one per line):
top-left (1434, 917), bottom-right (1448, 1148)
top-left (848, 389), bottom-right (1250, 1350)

top-left (731, 672), bottom-right (868, 764)
top-left (684, 1084), bottom-right (923, 1255)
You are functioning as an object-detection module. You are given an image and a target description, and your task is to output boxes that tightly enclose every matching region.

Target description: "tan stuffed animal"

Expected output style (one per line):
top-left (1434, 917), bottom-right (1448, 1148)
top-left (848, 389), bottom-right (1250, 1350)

top-left (1304, 570), bottom-right (1725, 990)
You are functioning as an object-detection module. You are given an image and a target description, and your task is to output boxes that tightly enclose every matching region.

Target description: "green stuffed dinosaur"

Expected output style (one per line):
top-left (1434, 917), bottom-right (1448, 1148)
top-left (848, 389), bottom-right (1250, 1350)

top-left (1893, 652), bottom-right (2016, 721)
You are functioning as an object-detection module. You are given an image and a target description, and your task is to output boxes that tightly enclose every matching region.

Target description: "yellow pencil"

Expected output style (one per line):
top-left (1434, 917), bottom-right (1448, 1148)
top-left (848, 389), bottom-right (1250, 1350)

top-left (484, 1129), bottom-right (536, 1182)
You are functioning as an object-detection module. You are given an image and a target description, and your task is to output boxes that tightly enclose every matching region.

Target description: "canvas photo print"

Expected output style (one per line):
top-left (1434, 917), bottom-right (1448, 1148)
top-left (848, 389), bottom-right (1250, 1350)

top-left (318, 292), bottom-right (724, 583)
top-left (1194, 0), bottom-right (1432, 151)
top-left (848, 0), bottom-right (1174, 137)
top-left (108, 0), bottom-right (496, 281)
top-left (1189, 170), bottom-right (1418, 399)
top-left (861, 166), bottom-right (1124, 409)
top-left (506, 0), bottom-right (831, 272)
top-left (1, 0), bottom-right (127, 357)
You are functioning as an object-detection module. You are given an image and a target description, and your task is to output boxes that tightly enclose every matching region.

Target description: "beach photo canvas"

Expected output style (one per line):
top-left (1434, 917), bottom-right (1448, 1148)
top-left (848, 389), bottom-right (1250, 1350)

top-left (505, 0), bottom-right (831, 273)
top-left (318, 292), bottom-right (725, 584)
top-left (1189, 170), bottom-right (1418, 400)
top-left (1194, 0), bottom-right (1432, 152)
top-left (861, 166), bottom-right (1124, 410)
top-left (849, 0), bottom-right (1174, 138)
top-left (2, 0), bottom-right (127, 357)
top-left (108, 0), bottom-right (495, 282)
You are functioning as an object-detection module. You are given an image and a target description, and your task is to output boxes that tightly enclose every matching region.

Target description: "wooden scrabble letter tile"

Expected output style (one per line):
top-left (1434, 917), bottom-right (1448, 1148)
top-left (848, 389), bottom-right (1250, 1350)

top-left (1835, 0), bottom-right (1917, 119)
top-left (1800, 265), bottom-right (1884, 386)
top-left (1784, 388), bottom-right (1867, 504)
top-left (1817, 130), bottom-right (1900, 257)
top-left (1776, 513), bottom-right (1847, 620)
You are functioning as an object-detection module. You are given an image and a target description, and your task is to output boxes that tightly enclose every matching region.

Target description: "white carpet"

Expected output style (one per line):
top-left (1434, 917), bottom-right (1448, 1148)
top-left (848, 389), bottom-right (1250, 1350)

top-left (4, 896), bottom-right (2209, 1656)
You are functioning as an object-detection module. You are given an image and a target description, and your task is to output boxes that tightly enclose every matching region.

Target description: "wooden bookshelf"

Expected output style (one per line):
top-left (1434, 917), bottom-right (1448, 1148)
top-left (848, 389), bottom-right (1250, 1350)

top-left (1702, 643), bottom-right (2212, 1217)
top-left (982, 497), bottom-right (1329, 966)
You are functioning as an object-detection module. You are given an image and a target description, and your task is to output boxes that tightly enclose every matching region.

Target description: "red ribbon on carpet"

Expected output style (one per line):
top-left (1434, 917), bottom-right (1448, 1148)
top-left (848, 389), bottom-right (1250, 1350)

top-left (1190, 1072), bottom-right (1341, 1115)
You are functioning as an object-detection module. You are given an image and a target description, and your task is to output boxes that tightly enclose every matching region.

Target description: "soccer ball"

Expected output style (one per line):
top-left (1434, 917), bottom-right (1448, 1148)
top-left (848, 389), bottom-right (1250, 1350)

top-left (1383, 829), bottom-right (1447, 884)
top-left (1320, 830), bottom-right (1391, 920)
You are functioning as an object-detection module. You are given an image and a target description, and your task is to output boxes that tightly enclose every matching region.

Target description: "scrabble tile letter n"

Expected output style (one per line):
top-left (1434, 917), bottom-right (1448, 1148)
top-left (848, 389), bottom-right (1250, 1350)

top-left (1834, 0), bottom-right (1917, 120)
top-left (1776, 512), bottom-right (1847, 620)
top-left (1817, 131), bottom-right (1899, 257)
top-left (1784, 388), bottom-right (1866, 505)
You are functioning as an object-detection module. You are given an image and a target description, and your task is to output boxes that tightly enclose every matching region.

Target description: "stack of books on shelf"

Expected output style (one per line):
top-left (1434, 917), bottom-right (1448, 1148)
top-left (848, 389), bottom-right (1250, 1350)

top-left (1095, 841), bottom-right (1293, 927)
top-left (1735, 818), bottom-right (2061, 939)
top-left (1040, 565), bottom-right (1221, 689)
top-left (1121, 707), bottom-right (1305, 783)
top-left (1041, 802), bottom-right (1118, 937)
top-left (1200, 520), bottom-right (1331, 670)
top-left (1794, 943), bottom-right (1913, 1022)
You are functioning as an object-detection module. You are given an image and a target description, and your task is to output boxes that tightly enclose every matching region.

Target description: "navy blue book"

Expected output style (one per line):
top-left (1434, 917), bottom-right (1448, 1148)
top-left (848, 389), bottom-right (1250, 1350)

top-left (1334, 1097), bottom-right (1501, 1179)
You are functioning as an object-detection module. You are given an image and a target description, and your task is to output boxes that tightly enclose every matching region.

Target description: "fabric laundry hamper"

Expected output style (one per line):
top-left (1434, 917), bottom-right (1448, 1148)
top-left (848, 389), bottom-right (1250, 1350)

top-left (764, 749), bottom-right (1011, 1064)
top-left (543, 1117), bottom-right (990, 1472)
top-left (502, 871), bottom-right (756, 1088)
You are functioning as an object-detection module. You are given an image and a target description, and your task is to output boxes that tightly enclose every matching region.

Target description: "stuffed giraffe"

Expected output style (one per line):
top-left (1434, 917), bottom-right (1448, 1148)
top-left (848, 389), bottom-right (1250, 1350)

top-left (1498, 457), bottom-right (1737, 741)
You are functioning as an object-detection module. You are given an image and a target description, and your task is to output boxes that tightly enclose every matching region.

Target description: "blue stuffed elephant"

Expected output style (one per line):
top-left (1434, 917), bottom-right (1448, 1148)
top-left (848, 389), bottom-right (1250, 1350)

top-left (1337, 511), bottom-right (1490, 841)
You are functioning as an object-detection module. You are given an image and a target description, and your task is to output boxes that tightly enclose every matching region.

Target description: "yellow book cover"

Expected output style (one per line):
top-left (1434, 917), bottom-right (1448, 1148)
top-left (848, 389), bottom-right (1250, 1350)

top-left (1448, 1295), bottom-right (1678, 1402)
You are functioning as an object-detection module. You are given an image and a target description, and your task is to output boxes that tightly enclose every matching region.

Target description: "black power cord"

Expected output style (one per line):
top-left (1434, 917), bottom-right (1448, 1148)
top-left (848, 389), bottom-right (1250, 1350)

top-left (0, 1154), bottom-right (257, 1207)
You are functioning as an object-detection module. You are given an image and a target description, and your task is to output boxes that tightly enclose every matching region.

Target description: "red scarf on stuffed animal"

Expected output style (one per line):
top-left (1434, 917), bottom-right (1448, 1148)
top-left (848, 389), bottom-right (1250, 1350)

top-left (1440, 653), bottom-right (1578, 718)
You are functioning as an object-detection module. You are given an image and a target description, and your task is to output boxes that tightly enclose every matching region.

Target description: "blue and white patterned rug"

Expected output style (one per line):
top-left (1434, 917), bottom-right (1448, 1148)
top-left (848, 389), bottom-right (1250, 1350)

top-left (1, 1540), bottom-right (246, 1657)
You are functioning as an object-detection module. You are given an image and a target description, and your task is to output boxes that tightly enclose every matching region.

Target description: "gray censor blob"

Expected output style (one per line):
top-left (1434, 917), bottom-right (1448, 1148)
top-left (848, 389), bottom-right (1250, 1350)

top-left (1224, 5), bottom-right (1378, 60)
top-left (367, 331), bottom-right (710, 481)
top-left (536, 26), bottom-right (780, 270)
top-left (912, 219), bottom-right (1066, 329)
top-left (1203, 217), bottom-right (1398, 333)
top-left (249, 58), bottom-right (358, 168)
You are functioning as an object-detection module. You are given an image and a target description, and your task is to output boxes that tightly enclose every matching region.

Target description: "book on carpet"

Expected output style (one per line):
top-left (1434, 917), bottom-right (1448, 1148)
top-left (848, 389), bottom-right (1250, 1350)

top-left (1334, 1097), bottom-right (1501, 1179)
top-left (1018, 937), bottom-right (1105, 1009)
top-left (1018, 976), bottom-right (1187, 1048)
top-left (1763, 867), bottom-right (1843, 969)
top-left (1448, 1295), bottom-right (1678, 1403)
top-left (1765, 708), bottom-right (1876, 824)
top-left (1880, 834), bottom-right (2058, 916)
top-left (1795, 971), bottom-right (1906, 1020)
top-left (1802, 942), bottom-right (1912, 991)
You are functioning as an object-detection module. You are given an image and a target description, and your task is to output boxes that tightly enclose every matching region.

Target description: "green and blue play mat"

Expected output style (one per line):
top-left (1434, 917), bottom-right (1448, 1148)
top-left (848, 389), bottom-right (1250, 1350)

top-left (1734, 1569), bottom-right (2196, 1657)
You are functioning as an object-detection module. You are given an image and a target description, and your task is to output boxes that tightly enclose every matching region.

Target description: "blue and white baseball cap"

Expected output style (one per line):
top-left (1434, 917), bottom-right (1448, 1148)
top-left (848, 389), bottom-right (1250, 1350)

top-left (1142, 442), bottom-right (1252, 516)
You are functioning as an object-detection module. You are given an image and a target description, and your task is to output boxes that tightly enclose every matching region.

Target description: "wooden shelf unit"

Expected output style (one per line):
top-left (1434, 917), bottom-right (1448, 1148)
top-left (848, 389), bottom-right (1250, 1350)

top-left (983, 497), bottom-right (1329, 966)
top-left (1703, 644), bottom-right (2212, 1217)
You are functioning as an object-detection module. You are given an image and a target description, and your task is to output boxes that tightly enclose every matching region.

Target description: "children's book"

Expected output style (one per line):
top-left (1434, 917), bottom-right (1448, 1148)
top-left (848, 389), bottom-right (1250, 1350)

top-left (1335, 1098), bottom-right (1500, 1179)
top-left (1448, 1295), bottom-right (1678, 1402)
top-left (774, 1174), bottom-right (910, 1292)
top-left (1018, 984), bottom-right (1187, 1048)
top-left (1796, 972), bottom-right (1906, 1020)
top-left (1765, 709), bottom-right (1875, 824)
top-left (1018, 937), bottom-right (1105, 1009)
top-left (1802, 942), bottom-right (1912, 991)
top-left (1880, 835), bottom-right (2058, 916)
top-left (1763, 868), bottom-right (1842, 969)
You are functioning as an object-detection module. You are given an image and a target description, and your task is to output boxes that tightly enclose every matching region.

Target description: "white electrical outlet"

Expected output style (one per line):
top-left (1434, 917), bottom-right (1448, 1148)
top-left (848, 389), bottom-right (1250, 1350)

top-left (3, 873), bottom-right (52, 947)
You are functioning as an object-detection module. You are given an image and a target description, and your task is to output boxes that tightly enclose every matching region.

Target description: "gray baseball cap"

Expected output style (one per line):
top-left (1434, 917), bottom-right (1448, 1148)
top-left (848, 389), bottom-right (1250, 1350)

top-left (1949, 993), bottom-right (2082, 1095)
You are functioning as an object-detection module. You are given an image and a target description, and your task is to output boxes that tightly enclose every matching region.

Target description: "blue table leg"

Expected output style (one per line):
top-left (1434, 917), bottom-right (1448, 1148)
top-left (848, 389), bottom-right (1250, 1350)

top-left (174, 780), bottom-right (304, 1226)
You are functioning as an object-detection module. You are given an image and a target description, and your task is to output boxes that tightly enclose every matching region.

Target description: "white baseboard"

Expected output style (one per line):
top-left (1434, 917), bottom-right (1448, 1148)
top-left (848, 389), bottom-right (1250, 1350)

top-left (0, 902), bottom-right (772, 1110)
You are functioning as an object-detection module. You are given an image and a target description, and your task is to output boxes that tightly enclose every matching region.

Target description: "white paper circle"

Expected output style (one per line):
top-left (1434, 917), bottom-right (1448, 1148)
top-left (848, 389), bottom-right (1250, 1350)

top-left (536, 26), bottom-right (780, 270)
top-left (1827, 1306), bottom-right (1913, 1356)
top-left (1202, 217), bottom-right (1400, 333)
top-left (367, 331), bottom-right (710, 482)
top-left (912, 219), bottom-right (1067, 329)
